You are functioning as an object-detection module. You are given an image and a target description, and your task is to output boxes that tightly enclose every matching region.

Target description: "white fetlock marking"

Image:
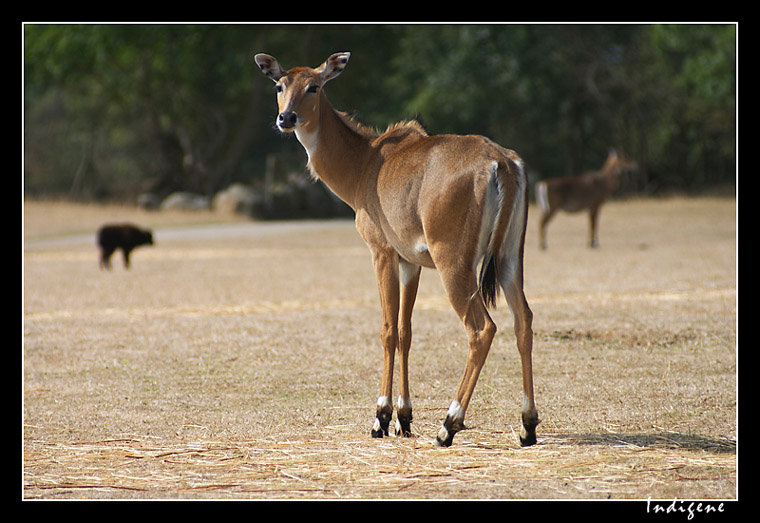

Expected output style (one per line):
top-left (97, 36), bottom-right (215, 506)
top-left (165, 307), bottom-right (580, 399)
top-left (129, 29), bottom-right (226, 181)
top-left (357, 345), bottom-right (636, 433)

top-left (396, 396), bottom-right (412, 411)
top-left (447, 400), bottom-right (464, 421)
top-left (377, 395), bottom-right (391, 409)
top-left (372, 417), bottom-right (382, 432)
top-left (437, 400), bottom-right (464, 442)
top-left (522, 394), bottom-right (538, 420)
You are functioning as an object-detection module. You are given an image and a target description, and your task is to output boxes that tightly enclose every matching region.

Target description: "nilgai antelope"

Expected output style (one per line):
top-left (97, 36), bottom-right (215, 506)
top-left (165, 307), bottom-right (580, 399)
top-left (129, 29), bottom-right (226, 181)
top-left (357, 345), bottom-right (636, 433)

top-left (97, 223), bottom-right (154, 270)
top-left (254, 52), bottom-right (538, 447)
top-left (535, 149), bottom-right (637, 250)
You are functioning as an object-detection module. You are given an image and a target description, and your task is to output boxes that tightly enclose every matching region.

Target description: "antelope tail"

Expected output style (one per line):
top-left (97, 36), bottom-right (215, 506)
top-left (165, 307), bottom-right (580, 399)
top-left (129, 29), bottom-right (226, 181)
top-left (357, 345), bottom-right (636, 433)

top-left (479, 158), bottom-right (527, 309)
top-left (535, 181), bottom-right (550, 213)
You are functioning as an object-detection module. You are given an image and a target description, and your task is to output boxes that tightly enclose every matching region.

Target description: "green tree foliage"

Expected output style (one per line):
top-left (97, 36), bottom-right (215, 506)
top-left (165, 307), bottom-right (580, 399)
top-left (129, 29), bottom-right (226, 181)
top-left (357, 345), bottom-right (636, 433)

top-left (24, 23), bottom-right (735, 201)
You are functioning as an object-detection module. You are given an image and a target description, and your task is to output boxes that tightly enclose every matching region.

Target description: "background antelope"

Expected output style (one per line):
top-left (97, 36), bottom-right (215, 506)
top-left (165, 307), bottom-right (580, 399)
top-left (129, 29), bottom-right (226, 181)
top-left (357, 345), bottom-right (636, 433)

top-left (535, 150), bottom-right (638, 249)
top-left (254, 52), bottom-right (538, 447)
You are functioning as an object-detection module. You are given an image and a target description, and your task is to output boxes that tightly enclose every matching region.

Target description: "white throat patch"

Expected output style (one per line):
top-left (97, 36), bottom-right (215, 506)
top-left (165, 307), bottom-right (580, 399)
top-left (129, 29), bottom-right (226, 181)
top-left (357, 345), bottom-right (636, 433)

top-left (295, 127), bottom-right (319, 163)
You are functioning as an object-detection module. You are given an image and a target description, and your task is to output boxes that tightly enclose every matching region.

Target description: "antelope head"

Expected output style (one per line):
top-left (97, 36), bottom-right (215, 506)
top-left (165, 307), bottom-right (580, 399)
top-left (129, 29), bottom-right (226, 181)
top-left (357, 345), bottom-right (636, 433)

top-left (608, 149), bottom-right (639, 174)
top-left (254, 52), bottom-right (351, 134)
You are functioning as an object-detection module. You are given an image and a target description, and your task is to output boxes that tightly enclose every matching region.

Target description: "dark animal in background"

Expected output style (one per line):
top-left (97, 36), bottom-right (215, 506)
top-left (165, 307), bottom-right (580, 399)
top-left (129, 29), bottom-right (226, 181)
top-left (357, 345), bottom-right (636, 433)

top-left (97, 223), bottom-right (154, 270)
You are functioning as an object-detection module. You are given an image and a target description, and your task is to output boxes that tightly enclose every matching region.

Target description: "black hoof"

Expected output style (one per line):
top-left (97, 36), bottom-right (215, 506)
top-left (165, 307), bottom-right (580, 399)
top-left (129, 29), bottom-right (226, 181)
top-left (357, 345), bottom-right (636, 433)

top-left (394, 423), bottom-right (413, 438)
top-left (519, 431), bottom-right (537, 447)
top-left (435, 432), bottom-right (455, 447)
top-left (395, 411), bottom-right (413, 437)
top-left (435, 416), bottom-right (463, 447)
top-left (520, 412), bottom-right (540, 447)
top-left (371, 410), bottom-right (392, 438)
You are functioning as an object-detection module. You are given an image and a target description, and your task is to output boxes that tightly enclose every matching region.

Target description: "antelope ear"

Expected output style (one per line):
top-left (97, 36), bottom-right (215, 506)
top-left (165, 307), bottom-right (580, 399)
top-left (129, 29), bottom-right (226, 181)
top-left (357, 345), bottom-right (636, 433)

top-left (317, 52), bottom-right (351, 83)
top-left (254, 53), bottom-right (286, 82)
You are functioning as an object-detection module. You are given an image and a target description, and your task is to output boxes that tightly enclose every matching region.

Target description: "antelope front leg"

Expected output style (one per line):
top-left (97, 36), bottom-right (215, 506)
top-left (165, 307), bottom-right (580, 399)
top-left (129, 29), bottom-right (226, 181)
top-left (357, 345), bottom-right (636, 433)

top-left (370, 247), bottom-right (400, 438)
top-left (395, 260), bottom-right (421, 437)
top-left (589, 205), bottom-right (601, 248)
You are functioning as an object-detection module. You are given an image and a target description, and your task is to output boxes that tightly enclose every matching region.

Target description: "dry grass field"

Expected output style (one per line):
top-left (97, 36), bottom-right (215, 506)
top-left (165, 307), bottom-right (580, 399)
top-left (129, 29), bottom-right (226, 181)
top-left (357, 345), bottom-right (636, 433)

top-left (23, 196), bottom-right (737, 501)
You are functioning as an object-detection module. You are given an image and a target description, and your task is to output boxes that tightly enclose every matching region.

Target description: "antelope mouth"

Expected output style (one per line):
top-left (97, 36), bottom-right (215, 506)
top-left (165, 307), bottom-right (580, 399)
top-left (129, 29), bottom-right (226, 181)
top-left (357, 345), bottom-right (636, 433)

top-left (276, 111), bottom-right (301, 133)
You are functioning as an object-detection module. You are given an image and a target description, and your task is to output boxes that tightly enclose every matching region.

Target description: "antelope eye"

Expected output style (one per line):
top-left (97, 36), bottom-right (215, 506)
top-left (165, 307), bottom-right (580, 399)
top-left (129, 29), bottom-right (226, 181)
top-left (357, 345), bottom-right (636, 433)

top-left (306, 84), bottom-right (319, 94)
top-left (275, 83), bottom-right (284, 94)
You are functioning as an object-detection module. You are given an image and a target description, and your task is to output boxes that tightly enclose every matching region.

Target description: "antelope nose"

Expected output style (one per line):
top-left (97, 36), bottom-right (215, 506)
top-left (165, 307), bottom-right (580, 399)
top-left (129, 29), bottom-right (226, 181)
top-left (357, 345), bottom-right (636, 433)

top-left (278, 111), bottom-right (297, 129)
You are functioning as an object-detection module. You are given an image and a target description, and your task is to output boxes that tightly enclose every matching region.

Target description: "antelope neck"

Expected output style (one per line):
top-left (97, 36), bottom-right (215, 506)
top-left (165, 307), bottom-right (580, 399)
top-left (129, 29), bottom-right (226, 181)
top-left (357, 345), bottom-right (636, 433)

top-left (295, 95), bottom-right (370, 209)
